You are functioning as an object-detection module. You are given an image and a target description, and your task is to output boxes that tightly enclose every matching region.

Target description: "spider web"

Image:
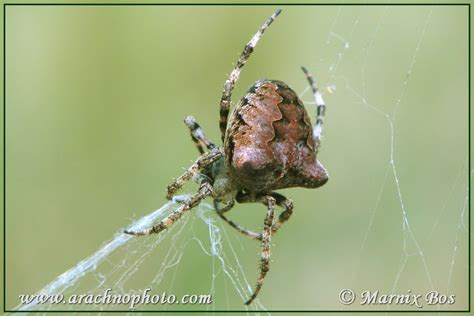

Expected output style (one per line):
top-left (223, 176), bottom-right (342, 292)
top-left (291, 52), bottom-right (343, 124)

top-left (296, 5), bottom-right (469, 311)
top-left (8, 5), bottom-right (469, 312)
top-left (16, 196), bottom-right (267, 312)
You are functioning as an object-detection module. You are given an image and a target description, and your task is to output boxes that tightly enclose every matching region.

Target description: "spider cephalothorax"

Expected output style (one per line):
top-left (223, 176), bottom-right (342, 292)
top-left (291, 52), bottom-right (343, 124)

top-left (125, 9), bottom-right (329, 305)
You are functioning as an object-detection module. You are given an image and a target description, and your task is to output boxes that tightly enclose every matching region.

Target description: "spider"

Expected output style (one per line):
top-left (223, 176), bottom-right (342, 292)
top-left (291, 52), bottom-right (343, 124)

top-left (125, 9), bottom-right (329, 305)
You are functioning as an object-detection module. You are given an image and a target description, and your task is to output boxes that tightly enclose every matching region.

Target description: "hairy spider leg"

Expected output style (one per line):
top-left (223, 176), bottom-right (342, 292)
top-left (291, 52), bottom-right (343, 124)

top-left (184, 115), bottom-right (216, 154)
top-left (218, 191), bottom-right (293, 240)
top-left (166, 148), bottom-right (222, 200)
top-left (268, 192), bottom-right (294, 233)
top-left (217, 196), bottom-right (261, 240)
top-left (301, 66), bottom-right (327, 154)
top-left (124, 183), bottom-right (213, 236)
top-left (219, 9), bottom-right (282, 143)
top-left (216, 192), bottom-right (262, 240)
top-left (218, 212), bottom-right (261, 240)
top-left (214, 199), bottom-right (235, 213)
top-left (245, 196), bottom-right (276, 305)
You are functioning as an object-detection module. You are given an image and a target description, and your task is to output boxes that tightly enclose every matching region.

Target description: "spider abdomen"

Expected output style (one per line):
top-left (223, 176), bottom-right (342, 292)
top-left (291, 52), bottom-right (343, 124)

top-left (224, 80), bottom-right (328, 192)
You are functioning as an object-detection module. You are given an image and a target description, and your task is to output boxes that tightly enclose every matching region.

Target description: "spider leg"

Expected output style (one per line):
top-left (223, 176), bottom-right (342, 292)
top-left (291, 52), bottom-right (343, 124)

top-left (184, 115), bottom-right (215, 154)
top-left (219, 9), bottom-right (282, 143)
top-left (125, 182), bottom-right (213, 236)
top-left (301, 66), bottom-right (327, 154)
top-left (230, 191), bottom-right (293, 238)
top-left (166, 148), bottom-right (222, 200)
top-left (245, 195), bottom-right (275, 305)
top-left (268, 192), bottom-right (294, 234)
top-left (215, 199), bottom-right (262, 241)
top-left (214, 199), bottom-right (235, 213)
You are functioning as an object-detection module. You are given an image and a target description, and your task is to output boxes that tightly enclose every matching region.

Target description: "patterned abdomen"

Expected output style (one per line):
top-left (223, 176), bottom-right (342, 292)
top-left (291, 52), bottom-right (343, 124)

top-left (224, 80), bottom-right (328, 192)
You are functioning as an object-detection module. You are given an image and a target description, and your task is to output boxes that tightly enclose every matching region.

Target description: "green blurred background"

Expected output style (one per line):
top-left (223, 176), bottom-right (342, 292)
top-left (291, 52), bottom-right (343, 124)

top-left (5, 4), bottom-right (469, 311)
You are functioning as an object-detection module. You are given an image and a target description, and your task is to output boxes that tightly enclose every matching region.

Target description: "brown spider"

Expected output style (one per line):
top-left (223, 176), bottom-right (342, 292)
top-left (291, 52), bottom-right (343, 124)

top-left (125, 9), bottom-right (329, 305)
